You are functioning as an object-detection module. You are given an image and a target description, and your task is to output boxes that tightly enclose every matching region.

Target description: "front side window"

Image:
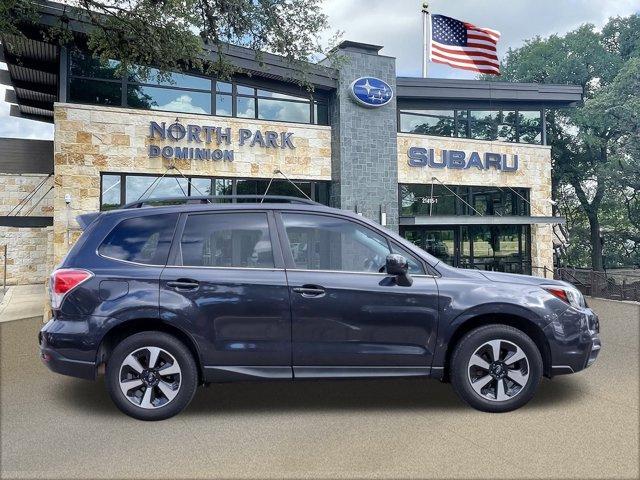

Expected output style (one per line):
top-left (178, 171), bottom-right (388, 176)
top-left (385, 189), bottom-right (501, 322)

top-left (180, 212), bottom-right (274, 268)
top-left (99, 214), bottom-right (178, 264)
top-left (389, 243), bottom-right (426, 274)
top-left (282, 213), bottom-right (391, 273)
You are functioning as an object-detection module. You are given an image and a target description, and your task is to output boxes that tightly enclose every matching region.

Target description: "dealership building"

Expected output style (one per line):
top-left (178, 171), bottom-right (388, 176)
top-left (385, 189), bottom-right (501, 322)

top-left (0, 1), bottom-right (582, 285)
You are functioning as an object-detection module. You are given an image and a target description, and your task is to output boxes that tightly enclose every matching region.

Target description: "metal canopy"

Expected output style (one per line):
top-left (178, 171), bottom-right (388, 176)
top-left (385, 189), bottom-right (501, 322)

top-left (396, 77), bottom-right (583, 108)
top-left (0, 34), bottom-right (59, 123)
top-left (399, 215), bottom-right (566, 226)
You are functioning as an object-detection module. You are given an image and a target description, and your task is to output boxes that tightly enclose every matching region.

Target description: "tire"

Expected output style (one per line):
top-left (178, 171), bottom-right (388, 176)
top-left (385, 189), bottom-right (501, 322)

top-left (450, 324), bottom-right (543, 413)
top-left (105, 331), bottom-right (198, 421)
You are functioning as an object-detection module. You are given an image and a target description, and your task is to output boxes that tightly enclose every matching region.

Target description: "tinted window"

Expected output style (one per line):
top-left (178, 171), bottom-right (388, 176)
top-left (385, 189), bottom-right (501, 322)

top-left (180, 213), bottom-right (274, 268)
top-left (400, 110), bottom-right (455, 136)
top-left (101, 174), bottom-right (121, 210)
top-left (69, 78), bottom-right (122, 106)
top-left (99, 214), bottom-right (178, 264)
top-left (125, 176), bottom-right (188, 203)
top-left (258, 98), bottom-right (310, 123)
top-left (282, 213), bottom-right (391, 273)
top-left (70, 49), bottom-right (121, 79)
top-left (518, 111), bottom-right (542, 144)
top-left (128, 67), bottom-right (211, 90)
top-left (127, 86), bottom-right (211, 114)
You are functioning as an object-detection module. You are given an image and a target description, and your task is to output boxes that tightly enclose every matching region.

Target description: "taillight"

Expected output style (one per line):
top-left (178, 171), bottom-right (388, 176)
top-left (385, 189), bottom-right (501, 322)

top-left (50, 269), bottom-right (93, 309)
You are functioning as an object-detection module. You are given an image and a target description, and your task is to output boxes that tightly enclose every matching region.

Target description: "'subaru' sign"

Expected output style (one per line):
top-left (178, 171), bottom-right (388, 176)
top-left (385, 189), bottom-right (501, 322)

top-left (408, 147), bottom-right (518, 171)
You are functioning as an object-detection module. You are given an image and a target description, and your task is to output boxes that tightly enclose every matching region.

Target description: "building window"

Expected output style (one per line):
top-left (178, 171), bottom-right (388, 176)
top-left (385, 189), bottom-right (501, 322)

top-left (399, 110), bottom-right (455, 137)
top-left (399, 108), bottom-right (542, 144)
top-left (400, 225), bottom-right (531, 275)
top-left (100, 173), bottom-right (331, 210)
top-left (399, 184), bottom-right (530, 217)
top-left (68, 48), bottom-right (329, 125)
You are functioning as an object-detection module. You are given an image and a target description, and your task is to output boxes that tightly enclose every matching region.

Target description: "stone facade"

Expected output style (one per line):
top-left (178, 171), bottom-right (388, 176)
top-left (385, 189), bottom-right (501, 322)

top-left (397, 133), bottom-right (554, 273)
top-left (52, 103), bottom-right (332, 263)
top-left (0, 226), bottom-right (53, 285)
top-left (0, 174), bottom-right (54, 284)
top-left (45, 104), bottom-right (555, 276)
top-left (0, 173), bottom-right (53, 216)
top-left (324, 47), bottom-right (399, 230)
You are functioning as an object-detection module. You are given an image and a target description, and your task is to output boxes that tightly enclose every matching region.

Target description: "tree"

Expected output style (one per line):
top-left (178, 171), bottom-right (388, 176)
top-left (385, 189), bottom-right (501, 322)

top-left (487, 16), bottom-right (640, 270)
top-left (1, 0), bottom-right (334, 87)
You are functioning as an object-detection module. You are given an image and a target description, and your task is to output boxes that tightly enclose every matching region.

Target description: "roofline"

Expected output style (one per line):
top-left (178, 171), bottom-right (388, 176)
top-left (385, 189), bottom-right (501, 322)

top-left (396, 77), bottom-right (583, 107)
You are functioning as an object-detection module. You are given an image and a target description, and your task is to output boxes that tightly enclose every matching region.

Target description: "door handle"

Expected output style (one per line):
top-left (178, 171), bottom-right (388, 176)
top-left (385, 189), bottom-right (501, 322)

top-left (292, 285), bottom-right (326, 298)
top-left (167, 279), bottom-right (200, 290)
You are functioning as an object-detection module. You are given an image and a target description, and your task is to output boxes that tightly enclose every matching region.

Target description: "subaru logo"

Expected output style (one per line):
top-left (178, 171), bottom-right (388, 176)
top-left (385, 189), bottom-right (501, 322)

top-left (349, 77), bottom-right (393, 108)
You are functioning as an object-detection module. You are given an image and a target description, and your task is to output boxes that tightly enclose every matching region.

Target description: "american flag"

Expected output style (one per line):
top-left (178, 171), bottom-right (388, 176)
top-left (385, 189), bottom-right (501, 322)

top-left (429, 14), bottom-right (501, 75)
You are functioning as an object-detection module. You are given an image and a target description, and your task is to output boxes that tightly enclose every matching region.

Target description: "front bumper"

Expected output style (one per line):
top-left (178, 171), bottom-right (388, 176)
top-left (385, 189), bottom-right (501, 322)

top-left (544, 306), bottom-right (601, 376)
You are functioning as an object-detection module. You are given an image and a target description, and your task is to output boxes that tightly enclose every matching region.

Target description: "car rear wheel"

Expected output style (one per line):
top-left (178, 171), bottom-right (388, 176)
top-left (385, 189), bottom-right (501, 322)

top-left (106, 331), bottom-right (198, 421)
top-left (450, 324), bottom-right (542, 413)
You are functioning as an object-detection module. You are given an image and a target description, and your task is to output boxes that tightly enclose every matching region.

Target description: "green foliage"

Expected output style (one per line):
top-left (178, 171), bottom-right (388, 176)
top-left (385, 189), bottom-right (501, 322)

top-left (2, 0), bottom-right (335, 89)
top-left (485, 15), bottom-right (640, 269)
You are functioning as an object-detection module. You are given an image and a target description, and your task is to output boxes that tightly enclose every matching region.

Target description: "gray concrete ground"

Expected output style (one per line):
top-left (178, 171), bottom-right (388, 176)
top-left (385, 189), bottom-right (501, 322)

top-left (0, 284), bottom-right (45, 323)
top-left (1, 298), bottom-right (638, 479)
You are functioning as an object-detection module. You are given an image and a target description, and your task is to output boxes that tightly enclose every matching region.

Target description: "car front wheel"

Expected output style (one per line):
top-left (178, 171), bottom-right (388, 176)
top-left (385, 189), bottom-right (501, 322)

top-left (450, 324), bottom-right (543, 413)
top-left (105, 331), bottom-right (198, 421)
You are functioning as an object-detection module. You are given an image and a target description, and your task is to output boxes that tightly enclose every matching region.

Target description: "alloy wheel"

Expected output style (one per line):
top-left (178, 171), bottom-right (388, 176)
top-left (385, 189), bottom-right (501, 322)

top-left (466, 339), bottom-right (530, 402)
top-left (118, 346), bottom-right (182, 409)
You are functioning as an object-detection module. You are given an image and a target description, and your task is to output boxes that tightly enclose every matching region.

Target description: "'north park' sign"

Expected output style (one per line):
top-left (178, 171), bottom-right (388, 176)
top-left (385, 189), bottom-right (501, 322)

top-left (148, 120), bottom-right (295, 161)
top-left (408, 147), bottom-right (518, 172)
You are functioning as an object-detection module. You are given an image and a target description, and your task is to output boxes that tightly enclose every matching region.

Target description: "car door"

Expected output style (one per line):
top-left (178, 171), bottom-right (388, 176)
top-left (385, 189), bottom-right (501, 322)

top-left (159, 209), bottom-right (292, 380)
top-left (276, 211), bottom-right (440, 377)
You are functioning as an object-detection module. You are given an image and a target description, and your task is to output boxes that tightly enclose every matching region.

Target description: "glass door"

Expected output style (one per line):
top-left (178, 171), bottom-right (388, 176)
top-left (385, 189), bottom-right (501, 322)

top-left (400, 227), bottom-right (457, 266)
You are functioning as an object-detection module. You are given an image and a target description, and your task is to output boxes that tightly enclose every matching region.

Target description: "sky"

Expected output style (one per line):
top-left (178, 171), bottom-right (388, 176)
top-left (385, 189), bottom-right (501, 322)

top-left (1, 0), bottom-right (639, 140)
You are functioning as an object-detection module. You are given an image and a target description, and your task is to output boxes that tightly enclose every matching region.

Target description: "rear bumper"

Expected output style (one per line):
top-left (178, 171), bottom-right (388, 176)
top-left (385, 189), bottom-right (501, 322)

top-left (545, 306), bottom-right (601, 376)
top-left (39, 342), bottom-right (97, 380)
top-left (39, 319), bottom-right (98, 380)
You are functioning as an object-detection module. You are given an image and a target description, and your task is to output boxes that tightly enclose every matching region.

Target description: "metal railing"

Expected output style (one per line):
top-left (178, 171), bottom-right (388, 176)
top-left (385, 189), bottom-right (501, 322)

top-left (531, 266), bottom-right (640, 301)
top-left (1, 244), bottom-right (6, 296)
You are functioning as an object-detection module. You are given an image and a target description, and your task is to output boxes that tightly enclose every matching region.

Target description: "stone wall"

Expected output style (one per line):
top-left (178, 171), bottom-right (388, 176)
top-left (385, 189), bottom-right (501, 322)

top-left (325, 48), bottom-right (399, 230)
top-left (0, 173), bottom-right (53, 216)
top-left (397, 134), bottom-right (555, 274)
top-left (53, 103), bottom-right (332, 263)
top-left (0, 226), bottom-right (53, 285)
top-left (0, 174), bottom-right (54, 285)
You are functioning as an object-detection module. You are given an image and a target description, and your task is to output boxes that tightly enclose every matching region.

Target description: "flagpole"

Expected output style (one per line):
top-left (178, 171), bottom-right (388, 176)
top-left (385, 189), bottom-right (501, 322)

top-left (422, 2), bottom-right (430, 77)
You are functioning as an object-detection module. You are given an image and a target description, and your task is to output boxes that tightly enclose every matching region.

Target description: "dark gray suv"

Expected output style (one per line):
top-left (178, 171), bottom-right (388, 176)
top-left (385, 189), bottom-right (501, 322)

top-left (39, 196), bottom-right (601, 420)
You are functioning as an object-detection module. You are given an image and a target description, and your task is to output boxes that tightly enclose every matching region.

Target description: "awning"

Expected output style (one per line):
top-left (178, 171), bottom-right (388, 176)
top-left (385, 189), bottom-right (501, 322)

top-left (399, 215), bottom-right (566, 226)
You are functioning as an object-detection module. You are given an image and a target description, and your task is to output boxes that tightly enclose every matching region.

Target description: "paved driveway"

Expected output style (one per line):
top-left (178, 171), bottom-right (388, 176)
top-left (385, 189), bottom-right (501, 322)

top-left (1, 298), bottom-right (638, 479)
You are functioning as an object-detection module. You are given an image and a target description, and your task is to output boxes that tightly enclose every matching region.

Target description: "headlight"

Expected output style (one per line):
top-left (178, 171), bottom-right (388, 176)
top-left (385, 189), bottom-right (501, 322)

top-left (541, 285), bottom-right (585, 308)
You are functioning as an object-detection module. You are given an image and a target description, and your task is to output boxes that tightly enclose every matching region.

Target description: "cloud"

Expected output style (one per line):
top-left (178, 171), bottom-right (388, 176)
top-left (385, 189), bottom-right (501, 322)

top-left (0, 62), bottom-right (55, 140)
top-left (155, 94), bottom-right (209, 114)
top-left (321, 0), bottom-right (640, 78)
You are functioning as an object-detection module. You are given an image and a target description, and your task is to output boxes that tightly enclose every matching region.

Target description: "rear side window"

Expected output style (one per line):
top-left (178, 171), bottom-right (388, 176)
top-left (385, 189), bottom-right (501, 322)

top-left (99, 214), bottom-right (178, 265)
top-left (179, 212), bottom-right (274, 268)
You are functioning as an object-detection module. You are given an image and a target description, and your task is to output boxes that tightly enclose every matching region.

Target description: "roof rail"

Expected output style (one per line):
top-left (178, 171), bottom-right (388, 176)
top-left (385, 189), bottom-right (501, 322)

top-left (121, 195), bottom-right (318, 209)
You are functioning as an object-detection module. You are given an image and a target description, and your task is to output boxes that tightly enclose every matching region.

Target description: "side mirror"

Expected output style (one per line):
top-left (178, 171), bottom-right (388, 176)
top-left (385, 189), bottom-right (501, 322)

top-left (385, 254), bottom-right (413, 286)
